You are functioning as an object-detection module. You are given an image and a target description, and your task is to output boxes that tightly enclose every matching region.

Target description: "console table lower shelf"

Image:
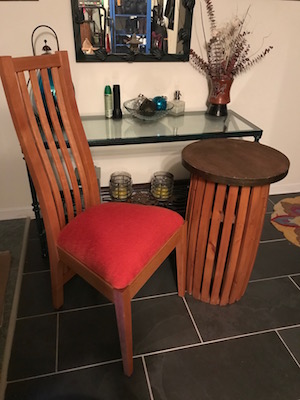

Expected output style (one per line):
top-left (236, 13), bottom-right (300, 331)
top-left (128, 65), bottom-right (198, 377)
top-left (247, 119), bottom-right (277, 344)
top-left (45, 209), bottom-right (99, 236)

top-left (101, 180), bottom-right (189, 217)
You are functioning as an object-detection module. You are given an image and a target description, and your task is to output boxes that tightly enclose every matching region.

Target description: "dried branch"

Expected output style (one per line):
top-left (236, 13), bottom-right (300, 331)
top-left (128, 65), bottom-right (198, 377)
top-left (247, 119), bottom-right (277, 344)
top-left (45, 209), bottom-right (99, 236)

top-left (190, 1), bottom-right (273, 80)
top-left (204, 0), bottom-right (216, 33)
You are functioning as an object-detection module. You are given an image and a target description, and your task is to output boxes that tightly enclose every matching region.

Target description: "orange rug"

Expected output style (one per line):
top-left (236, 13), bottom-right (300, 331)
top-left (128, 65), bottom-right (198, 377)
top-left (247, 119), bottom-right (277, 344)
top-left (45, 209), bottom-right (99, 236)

top-left (271, 196), bottom-right (300, 247)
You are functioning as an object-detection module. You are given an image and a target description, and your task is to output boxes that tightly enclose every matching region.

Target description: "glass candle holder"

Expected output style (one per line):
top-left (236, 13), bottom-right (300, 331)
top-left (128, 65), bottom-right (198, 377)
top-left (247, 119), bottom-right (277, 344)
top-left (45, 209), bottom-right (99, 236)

top-left (109, 172), bottom-right (132, 200)
top-left (151, 171), bottom-right (174, 201)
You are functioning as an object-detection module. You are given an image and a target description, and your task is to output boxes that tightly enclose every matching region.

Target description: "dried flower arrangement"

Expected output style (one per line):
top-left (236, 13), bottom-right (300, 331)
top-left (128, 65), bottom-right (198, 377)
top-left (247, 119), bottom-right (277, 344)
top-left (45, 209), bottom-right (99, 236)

top-left (190, 0), bottom-right (273, 81)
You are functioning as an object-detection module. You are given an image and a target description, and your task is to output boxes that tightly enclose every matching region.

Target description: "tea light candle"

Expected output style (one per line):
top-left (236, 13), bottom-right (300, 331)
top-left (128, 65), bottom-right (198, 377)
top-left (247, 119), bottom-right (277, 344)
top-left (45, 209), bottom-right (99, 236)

top-left (109, 172), bottom-right (132, 201)
top-left (151, 171), bottom-right (174, 201)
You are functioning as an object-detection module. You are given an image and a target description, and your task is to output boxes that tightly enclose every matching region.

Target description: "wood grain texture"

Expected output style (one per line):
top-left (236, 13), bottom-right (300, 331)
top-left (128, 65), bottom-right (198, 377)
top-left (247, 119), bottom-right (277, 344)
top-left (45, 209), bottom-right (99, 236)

top-left (182, 139), bottom-right (289, 187)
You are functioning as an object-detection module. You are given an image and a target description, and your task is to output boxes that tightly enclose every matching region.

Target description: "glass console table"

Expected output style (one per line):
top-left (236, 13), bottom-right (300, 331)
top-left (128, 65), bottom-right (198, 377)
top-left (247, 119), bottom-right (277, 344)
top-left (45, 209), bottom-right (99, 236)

top-left (81, 110), bottom-right (262, 146)
top-left (33, 110), bottom-right (262, 257)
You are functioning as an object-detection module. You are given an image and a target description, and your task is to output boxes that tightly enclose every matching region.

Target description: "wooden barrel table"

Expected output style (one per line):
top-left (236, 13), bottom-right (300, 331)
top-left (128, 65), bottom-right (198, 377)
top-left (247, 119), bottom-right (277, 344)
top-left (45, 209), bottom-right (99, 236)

top-left (182, 139), bottom-right (289, 305)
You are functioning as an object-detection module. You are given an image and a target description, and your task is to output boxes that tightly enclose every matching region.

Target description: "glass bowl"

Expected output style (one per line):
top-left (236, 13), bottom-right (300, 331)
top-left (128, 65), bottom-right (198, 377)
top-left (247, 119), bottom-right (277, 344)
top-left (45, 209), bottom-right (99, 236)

top-left (124, 98), bottom-right (174, 121)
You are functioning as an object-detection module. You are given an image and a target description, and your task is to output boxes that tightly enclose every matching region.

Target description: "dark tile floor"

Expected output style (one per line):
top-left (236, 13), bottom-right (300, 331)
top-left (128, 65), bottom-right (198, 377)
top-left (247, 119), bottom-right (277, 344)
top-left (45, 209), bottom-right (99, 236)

top-left (0, 218), bottom-right (27, 378)
top-left (3, 193), bottom-right (300, 400)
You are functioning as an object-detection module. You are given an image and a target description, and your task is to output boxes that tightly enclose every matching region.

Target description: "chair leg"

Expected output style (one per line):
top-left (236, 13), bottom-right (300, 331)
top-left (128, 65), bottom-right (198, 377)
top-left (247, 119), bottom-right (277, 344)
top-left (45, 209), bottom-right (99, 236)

top-left (52, 287), bottom-right (64, 310)
top-left (113, 289), bottom-right (133, 376)
top-left (176, 222), bottom-right (187, 297)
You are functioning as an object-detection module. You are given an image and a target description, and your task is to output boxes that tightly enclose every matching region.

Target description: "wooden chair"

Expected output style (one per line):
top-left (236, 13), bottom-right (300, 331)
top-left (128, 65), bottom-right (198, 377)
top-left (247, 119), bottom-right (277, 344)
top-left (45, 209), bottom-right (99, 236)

top-left (0, 51), bottom-right (187, 376)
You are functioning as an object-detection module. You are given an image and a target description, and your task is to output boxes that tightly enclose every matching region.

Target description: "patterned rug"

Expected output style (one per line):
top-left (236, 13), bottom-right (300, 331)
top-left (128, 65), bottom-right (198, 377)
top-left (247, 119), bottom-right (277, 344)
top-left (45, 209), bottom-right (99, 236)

top-left (271, 196), bottom-right (300, 247)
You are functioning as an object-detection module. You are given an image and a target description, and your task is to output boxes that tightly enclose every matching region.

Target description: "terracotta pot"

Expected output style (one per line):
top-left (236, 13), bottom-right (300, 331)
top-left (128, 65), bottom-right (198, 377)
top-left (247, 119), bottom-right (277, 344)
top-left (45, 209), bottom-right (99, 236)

top-left (206, 76), bottom-right (233, 117)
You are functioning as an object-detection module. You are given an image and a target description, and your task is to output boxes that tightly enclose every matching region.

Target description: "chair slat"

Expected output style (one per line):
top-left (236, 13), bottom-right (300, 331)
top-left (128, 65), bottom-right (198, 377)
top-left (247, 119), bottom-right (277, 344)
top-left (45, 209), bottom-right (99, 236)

top-left (29, 68), bottom-right (75, 223)
top-left (57, 52), bottom-right (100, 208)
top-left (41, 67), bottom-right (83, 217)
top-left (18, 70), bottom-right (66, 227)
top-left (50, 67), bottom-right (89, 212)
top-left (0, 55), bottom-right (62, 245)
top-left (39, 67), bottom-right (76, 221)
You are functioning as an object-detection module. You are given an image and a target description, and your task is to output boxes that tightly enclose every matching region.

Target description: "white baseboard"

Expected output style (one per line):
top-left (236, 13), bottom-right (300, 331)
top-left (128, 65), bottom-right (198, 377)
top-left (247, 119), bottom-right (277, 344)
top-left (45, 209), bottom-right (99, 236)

top-left (0, 207), bottom-right (34, 221)
top-left (0, 182), bottom-right (299, 221)
top-left (269, 182), bottom-right (300, 195)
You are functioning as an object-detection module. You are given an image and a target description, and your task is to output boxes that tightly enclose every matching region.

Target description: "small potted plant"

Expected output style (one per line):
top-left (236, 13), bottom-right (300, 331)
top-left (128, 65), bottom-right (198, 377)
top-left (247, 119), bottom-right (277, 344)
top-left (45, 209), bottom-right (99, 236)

top-left (190, 0), bottom-right (273, 116)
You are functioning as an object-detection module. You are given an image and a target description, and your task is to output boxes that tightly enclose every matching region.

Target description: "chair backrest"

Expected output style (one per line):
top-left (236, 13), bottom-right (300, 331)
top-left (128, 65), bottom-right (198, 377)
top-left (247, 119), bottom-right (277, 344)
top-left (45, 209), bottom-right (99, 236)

top-left (0, 51), bottom-right (100, 256)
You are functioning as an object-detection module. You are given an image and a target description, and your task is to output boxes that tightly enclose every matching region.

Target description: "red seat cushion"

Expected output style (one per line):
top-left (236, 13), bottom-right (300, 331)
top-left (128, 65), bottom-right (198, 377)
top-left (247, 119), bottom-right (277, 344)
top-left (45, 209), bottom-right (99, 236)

top-left (57, 202), bottom-right (184, 289)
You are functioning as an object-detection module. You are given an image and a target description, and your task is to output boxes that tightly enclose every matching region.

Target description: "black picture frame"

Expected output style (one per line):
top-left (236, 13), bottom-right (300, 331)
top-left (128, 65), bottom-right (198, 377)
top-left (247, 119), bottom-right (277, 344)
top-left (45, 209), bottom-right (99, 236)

top-left (70, 0), bottom-right (194, 63)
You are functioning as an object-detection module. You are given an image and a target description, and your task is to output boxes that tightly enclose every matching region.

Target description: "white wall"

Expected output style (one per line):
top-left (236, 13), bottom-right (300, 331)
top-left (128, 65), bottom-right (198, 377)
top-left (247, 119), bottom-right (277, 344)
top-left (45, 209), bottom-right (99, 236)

top-left (0, 0), bottom-right (299, 220)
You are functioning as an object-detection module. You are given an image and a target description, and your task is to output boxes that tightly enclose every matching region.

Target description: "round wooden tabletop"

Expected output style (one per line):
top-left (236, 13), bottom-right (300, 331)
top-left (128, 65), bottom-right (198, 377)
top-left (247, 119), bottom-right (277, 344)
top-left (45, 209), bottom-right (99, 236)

top-left (182, 139), bottom-right (290, 186)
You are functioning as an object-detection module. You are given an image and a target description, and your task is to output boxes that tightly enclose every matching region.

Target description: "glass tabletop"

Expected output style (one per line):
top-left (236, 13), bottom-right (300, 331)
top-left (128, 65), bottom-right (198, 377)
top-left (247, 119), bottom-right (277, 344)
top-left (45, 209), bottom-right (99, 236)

top-left (81, 110), bottom-right (262, 146)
